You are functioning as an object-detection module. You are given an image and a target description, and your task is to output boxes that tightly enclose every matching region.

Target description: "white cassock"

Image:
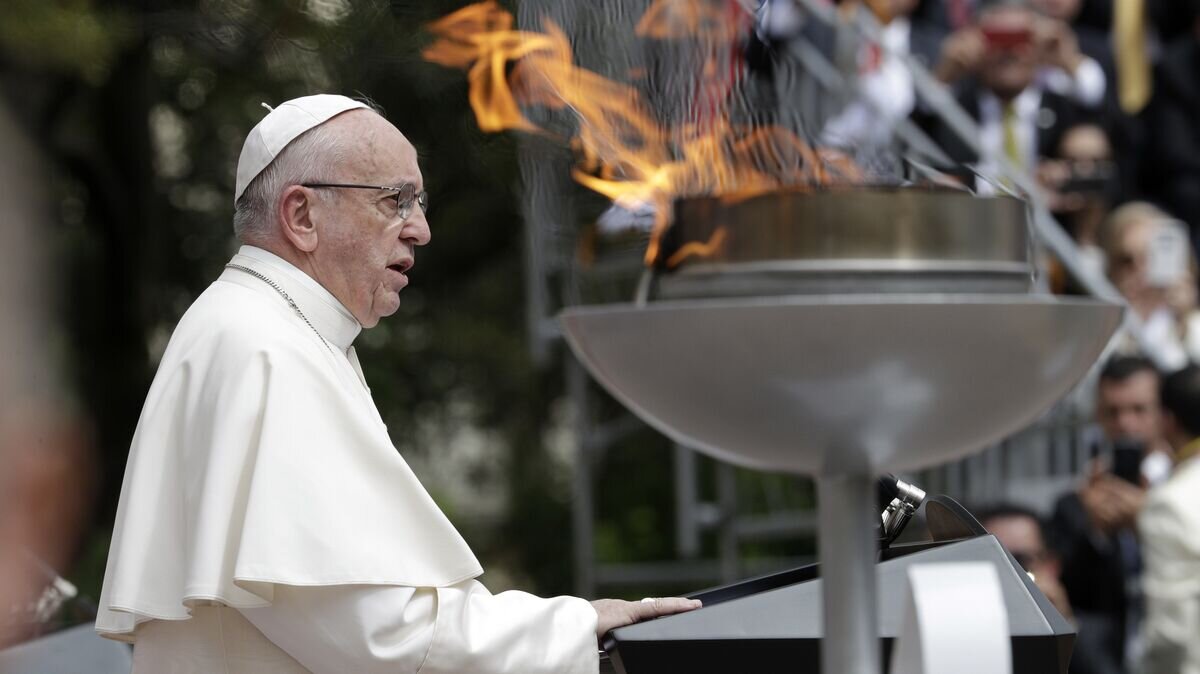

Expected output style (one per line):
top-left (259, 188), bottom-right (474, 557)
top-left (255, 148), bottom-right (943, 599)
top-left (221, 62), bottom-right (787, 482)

top-left (95, 245), bottom-right (599, 674)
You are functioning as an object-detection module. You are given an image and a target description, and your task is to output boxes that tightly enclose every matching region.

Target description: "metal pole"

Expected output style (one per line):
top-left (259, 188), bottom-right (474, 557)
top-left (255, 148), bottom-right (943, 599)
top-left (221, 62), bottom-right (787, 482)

top-left (818, 472), bottom-right (879, 674)
top-left (568, 357), bottom-right (596, 598)
top-left (673, 445), bottom-right (701, 559)
top-left (717, 463), bottom-right (740, 583)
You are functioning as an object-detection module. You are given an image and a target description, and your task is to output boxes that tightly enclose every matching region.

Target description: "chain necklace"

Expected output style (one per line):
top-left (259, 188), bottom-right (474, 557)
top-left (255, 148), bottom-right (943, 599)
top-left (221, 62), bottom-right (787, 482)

top-left (225, 263), bottom-right (333, 353)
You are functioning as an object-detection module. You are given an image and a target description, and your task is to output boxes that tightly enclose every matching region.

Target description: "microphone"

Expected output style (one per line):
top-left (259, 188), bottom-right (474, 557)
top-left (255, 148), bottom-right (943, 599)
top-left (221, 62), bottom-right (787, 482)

top-left (878, 473), bottom-right (927, 545)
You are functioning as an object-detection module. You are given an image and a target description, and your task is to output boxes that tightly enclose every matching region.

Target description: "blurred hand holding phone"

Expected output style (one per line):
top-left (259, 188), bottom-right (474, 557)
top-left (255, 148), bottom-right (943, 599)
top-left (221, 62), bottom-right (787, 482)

top-left (1060, 159), bottom-right (1116, 195)
top-left (1145, 219), bottom-right (1190, 288)
top-left (1110, 438), bottom-right (1145, 485)
top-left (1079, 445), bottom-right (1148, 534)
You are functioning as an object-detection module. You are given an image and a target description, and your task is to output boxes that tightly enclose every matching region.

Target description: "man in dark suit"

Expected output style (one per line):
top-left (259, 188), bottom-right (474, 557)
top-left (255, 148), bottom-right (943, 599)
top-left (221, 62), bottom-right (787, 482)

top-left (1050, 355), bottom-right (1166, 674)
top-left (915, 0), bottom-right (1090, 188)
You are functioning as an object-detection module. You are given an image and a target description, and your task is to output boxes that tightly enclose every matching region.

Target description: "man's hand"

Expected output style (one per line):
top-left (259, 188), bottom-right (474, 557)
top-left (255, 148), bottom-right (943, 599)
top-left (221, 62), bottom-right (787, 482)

top-left (934, 28), bottom-right (984, 83)
top-left (1079, 464), bottom-right (1147, 534)
top-left (590, 597), bottom-right (703, 639)
top-left (1036, 19), bottom-right (1084, 73)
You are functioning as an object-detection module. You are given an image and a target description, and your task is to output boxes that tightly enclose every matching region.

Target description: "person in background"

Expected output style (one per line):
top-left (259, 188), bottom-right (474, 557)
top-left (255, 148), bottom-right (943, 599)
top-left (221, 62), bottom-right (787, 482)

top-left (1050, 355), bottom-right (1166, 674)
top-left (977, 504), bottom-right (1074, 622)
top-left (1099, 201), bottom-right (1200, 372)
top-left (819, 0), bottom-right (928, 151)
top-left (1031, 0), bottom-right (1167, 203)
top-left (1095, 355), bottom-right (1174, 482)
top-left (1139, 364), bottom-right (1200, 674)
top-left (921, 0), bottom-right (1090, 189)
top-left (934, 0), bottom-right (1107, 110)
top-left (1038, 122), bottom-right (1118, 291)
top-left (1030, 0), bottom-right (1113, 73)
top-left (1143, 2), bottom-right (1200, 248)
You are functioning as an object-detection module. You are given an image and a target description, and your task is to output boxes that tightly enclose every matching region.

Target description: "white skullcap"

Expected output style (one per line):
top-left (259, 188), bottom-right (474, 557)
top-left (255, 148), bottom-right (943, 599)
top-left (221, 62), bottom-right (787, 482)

top-left (234, 94), bottom-right (368, 205)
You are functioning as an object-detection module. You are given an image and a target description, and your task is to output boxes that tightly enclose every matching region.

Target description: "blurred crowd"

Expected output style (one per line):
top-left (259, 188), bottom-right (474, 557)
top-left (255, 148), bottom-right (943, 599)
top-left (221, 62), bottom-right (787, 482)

top-left (797, 0), bottom-right (1200, 670)
top-left (934, 0), bottom-right (1200, 373)
top-left (984, 356), bottom-right (1200, 674)
top-left (757, 0), bottom-right (1200, 373)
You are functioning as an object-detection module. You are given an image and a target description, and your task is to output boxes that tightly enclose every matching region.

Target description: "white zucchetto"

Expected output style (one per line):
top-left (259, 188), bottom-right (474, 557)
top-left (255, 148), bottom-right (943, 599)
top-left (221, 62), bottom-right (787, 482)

top-left (234, 94), bottom-right (367, 204)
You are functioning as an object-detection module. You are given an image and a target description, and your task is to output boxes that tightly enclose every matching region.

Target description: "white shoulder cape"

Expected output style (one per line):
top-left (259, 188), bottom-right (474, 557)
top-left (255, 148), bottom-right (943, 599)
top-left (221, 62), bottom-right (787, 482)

top-left (96, 252), bottom-right (483, 641)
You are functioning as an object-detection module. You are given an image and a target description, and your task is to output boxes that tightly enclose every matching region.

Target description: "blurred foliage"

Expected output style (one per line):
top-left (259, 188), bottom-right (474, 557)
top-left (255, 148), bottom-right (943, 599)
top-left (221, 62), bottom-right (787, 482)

top-left (0, 0), bottom-right (587, 601)
top-left (0, 0), bottom-right (136, 83)
top-left (0, 0), bottom-right (814, 609)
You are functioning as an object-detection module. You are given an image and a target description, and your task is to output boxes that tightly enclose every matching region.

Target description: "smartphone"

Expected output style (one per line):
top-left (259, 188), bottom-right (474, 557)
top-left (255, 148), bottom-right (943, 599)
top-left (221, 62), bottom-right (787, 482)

top-left (981, 25), bottom-right (1033, 50)
top-left (1060, 159), bottom-right (1116, 195)
top-left (1145, 219), bottom-right (1189, 288)
top-left (1111, 439), bottom-right (1144, 485)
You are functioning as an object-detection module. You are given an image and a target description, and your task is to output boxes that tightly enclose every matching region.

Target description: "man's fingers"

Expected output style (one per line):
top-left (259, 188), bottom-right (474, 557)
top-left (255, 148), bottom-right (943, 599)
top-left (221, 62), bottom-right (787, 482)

top-left (635, 597), bottom-right (703, 620)
top-left (591, 596), bottom-right (704, 638)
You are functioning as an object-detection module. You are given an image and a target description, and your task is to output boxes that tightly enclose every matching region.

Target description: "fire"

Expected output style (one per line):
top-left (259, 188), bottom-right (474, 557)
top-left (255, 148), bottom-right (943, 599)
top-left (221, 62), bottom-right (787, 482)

top-left (665, 226), bottom-right (729, 270)
top-left (423, 2), bottom-right (566, 133)
top-left (424, 1), bottom-right (861, 266)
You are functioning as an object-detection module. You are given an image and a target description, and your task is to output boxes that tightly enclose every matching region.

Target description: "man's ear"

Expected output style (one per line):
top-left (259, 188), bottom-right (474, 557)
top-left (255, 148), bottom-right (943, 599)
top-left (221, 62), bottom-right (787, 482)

top-left (279, 185), bottom-right (319, 253)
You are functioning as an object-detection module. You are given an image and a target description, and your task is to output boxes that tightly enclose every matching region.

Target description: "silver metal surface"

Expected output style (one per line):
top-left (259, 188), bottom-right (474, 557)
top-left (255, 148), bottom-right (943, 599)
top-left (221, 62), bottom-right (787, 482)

top-left (881, 477), bottom-right (926, 544)
top-left (668, 189), bottom-right (1029, 267)
top-left (819, 474), bottom-right (880, 674)
top-left (656, 189), bottom-right (1034, 299)
top-left (560, 295), bottom-right (1121, 474)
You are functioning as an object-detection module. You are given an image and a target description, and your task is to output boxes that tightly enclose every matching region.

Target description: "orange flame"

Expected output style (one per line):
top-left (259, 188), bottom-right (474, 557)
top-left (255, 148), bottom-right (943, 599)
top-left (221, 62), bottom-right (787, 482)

top-left (424, 1), bottom-right (861, 266)
top-left (665, 225), bottom-right (729, 269)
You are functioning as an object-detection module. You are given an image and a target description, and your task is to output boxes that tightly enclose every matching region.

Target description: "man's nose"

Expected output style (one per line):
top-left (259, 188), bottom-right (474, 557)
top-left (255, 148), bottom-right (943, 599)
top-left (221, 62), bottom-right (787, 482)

top-left (1116, 411), bottom-right (1141, 433)
top-left (402, 208), bottom-right (431, 246)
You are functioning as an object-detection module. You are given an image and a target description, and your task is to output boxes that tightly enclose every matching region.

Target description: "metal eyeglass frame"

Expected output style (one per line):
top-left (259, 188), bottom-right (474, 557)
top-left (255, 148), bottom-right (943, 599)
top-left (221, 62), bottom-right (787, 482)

top-left (302, 182), bottom-right (429, 221)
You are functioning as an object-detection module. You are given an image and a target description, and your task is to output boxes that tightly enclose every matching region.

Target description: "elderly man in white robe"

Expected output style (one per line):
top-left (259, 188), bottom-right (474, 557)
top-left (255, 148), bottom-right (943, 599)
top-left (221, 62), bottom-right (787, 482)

top-left (94, 94), bottom-right (700, 673)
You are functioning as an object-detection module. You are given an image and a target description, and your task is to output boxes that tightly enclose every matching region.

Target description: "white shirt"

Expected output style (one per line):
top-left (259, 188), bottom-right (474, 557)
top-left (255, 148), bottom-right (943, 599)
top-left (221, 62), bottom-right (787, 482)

top-left (97, 246), bottom-right (598, 673)
top-left (820, 18), bottom-right (917, 149)
top-left (973, 86), bottom-right (1043, 193)
top-left (1038, 57), bottom-right (1106, 110)
top-left (971, 58), bottom-right (1104, 193)
top-left (1139, 458), bottom-right (1200, 674)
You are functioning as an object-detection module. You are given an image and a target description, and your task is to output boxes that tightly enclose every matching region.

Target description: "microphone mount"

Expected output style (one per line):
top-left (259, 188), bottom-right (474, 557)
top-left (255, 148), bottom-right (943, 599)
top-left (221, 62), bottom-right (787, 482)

top-left (878, 474), bottom-right (927, 547)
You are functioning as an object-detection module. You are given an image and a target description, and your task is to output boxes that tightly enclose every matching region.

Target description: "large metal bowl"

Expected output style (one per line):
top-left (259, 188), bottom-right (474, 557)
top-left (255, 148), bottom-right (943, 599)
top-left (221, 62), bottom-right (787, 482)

top-left (561, 294), bottom-right (1121, 474)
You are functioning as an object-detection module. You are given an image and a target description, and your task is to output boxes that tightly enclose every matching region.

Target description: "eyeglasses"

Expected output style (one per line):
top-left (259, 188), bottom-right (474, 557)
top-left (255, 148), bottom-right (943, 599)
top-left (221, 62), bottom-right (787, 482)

top-left (302, 182), bottom-right (429, 221)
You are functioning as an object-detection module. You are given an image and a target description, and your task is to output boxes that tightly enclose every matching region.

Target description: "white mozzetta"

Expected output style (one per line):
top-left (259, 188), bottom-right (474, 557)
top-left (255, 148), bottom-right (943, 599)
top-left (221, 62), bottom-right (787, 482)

top-left (96, 246), bottom-right (483, 641)
top-left (97, 246), bottom-right (600, 672)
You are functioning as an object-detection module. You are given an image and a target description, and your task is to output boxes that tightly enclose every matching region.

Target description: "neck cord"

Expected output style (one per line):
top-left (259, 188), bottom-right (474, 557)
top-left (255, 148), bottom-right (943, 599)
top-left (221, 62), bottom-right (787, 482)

top-left (225, 263), bottom-right (333, 353)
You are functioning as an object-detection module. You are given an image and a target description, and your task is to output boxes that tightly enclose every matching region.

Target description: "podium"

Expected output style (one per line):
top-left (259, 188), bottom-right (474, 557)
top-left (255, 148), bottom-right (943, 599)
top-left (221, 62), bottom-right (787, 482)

top-left (603, 532), bottom-right (1074, 674)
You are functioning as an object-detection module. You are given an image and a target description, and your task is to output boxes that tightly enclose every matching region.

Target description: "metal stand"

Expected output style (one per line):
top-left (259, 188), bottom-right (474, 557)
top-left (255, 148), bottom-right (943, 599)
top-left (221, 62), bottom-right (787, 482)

top-left (818, 472), bottom-right (880, 674)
